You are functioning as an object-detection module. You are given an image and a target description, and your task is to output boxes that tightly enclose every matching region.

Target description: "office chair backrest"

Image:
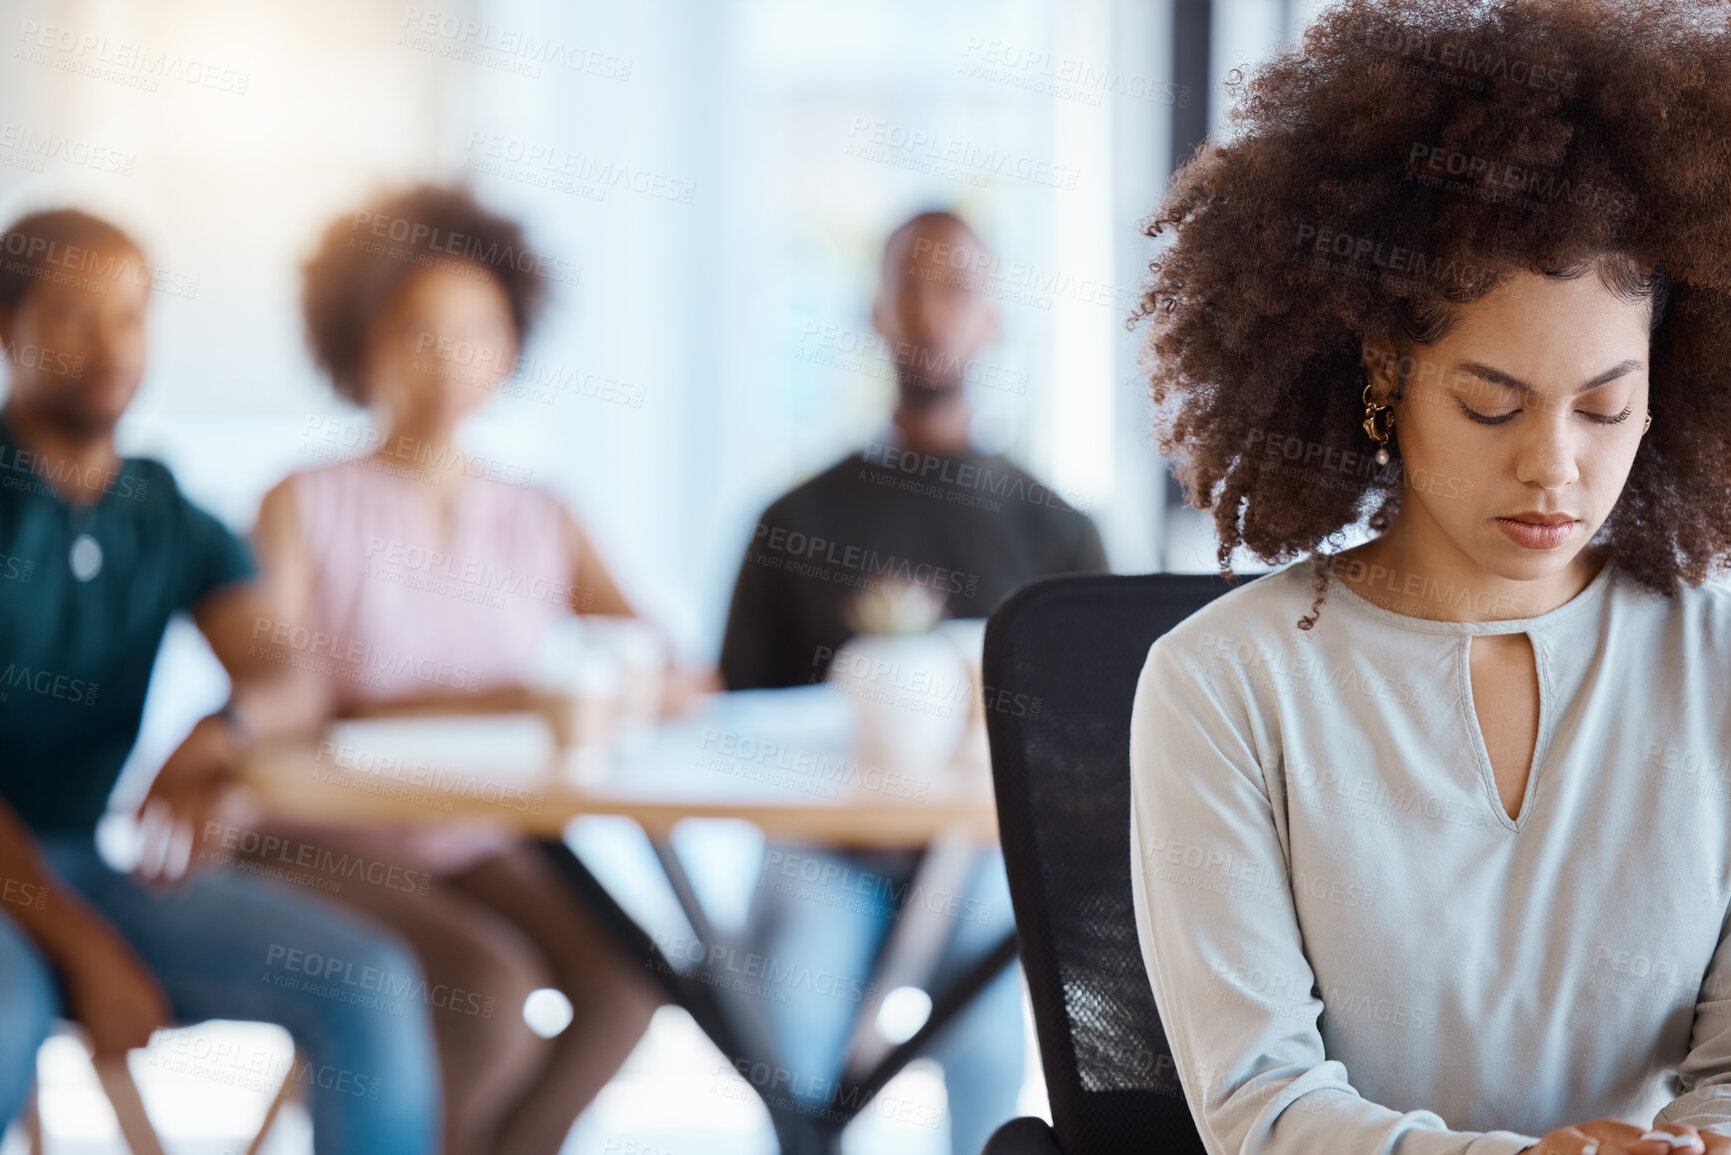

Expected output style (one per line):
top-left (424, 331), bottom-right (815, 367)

top-left (983, 571), bottom-right (1244, 1154)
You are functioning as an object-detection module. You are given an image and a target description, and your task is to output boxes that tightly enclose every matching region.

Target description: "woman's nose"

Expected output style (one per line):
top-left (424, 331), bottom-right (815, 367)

top-left (1513, 416), bottom-right (1581, 490)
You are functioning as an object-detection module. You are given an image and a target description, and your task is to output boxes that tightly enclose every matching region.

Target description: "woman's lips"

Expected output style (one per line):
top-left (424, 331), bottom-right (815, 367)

top-left (1496, 517), bottom-right (1577, 550)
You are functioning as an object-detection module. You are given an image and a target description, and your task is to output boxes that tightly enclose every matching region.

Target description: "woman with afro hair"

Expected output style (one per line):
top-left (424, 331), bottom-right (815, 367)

top-left (237, 185), bottom-right (707, 1155)
top-left (1128, 1), bottom-right (1731, 1152)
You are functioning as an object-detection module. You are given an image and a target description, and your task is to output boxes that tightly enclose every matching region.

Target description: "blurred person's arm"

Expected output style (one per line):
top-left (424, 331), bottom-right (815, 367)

top-left (231, 477), bottom-right (339, 737)
top-left (566, 506), bottom-right (638, 617)
top-left (0, 798), bottom-right (170, 1055)
top-left (134, 481), bottom-right (336, 878)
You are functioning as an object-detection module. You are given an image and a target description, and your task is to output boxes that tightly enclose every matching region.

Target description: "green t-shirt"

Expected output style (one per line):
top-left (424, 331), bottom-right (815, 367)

top-left (0, 413), bottom-right (256, 832)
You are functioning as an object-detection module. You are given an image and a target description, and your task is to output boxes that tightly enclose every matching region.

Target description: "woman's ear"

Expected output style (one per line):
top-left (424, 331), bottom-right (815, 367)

top-left (1359, 336), bottom-right (1401, 405)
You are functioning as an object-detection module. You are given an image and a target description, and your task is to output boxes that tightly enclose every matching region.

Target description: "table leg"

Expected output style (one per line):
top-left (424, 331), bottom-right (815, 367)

top-left (531, 839), bottom-right (744, 1061)
top-left (648, 837), bottom-right (721, 957)
top-left (840, 833), bottom-right (977, 1078)
top-left (532, 838), bottom-right (1016, 1154)
top-left (829, 931), bottom-right (1019, 1130)
top-left (532, 838), bottom-right (834, 1154)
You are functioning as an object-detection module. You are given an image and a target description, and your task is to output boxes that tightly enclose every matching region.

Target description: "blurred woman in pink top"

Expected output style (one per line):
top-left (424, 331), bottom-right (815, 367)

top-left (242, 185), bottom-right (702, 1155)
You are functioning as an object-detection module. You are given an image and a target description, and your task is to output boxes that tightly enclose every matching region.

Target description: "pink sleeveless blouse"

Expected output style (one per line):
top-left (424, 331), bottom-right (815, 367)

top-left (292, 456), bottom-right (574, 706)
top-left (282, 455), bottom-right (577, 874)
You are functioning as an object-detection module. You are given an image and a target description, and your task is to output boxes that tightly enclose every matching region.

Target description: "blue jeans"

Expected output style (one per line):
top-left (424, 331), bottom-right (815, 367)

top-left (749, 843), bottom-right (1023, 1155)
top-left (0, 835), bottom-right (440, 1155)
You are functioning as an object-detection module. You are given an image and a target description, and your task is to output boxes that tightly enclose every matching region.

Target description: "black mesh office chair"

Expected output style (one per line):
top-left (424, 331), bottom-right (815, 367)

top-left (979, 571), bottom-right (1245, 1155)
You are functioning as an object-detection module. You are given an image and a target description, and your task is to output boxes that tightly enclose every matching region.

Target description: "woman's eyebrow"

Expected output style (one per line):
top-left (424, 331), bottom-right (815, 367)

top-left (1452, 358), bottom-right (1646, 396)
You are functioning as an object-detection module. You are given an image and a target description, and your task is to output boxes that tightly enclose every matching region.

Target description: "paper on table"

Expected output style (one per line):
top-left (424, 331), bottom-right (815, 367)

top-left (321, 713), bottom-right (558, 781)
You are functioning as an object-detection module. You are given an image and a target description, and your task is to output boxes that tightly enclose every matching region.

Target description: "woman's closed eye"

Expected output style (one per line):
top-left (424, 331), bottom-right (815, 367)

top-left (1456, 400), bottom-right (1634, 426)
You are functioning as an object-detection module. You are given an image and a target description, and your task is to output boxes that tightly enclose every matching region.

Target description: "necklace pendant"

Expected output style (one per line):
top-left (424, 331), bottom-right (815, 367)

top-left (69, 533), bottom-right (102, 581)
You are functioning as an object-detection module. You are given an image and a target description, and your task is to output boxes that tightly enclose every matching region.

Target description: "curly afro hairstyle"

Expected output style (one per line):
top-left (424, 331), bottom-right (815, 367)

top-left (301, 184), bottom-right (551, 405)
top-left (1134, 0), bottom-right (1731, 626)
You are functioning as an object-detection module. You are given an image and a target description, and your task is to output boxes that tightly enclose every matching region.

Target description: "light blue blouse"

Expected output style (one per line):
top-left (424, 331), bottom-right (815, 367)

top-left (1130, 553), bottom-right (1731, 1153)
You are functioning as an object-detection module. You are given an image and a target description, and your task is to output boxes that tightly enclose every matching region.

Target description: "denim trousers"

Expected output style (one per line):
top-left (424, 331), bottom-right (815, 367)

top-left (0, 834), bottom-right (441, 1154)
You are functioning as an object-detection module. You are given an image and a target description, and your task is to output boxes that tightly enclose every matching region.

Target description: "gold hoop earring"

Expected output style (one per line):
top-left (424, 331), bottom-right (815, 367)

top-left (1362, 381), bottom-right (1394, 466)
top-left (1643, 410), bottom-right (1652, 434)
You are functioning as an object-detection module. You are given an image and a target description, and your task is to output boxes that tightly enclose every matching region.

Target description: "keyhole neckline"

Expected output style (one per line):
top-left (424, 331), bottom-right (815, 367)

top-left (1460, 631), bottom-right (1546, 830)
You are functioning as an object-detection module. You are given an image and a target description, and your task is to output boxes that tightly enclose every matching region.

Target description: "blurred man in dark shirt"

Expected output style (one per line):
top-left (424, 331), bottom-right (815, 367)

top-left (719, 211), bottom-right (1109, 1154)
top-left (721, 211), bottom-right (1106, 689)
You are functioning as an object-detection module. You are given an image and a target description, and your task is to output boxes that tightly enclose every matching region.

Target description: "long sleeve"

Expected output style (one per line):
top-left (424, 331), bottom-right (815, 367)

top-left (1127, 637), bottom-right (1542, 1155)
top-left (1651, 908), bottom-right (1731, 1137)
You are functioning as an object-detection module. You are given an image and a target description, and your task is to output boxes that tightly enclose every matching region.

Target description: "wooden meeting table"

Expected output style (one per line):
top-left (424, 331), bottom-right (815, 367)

top-left (234, 684), bottom-right (1016, 1155)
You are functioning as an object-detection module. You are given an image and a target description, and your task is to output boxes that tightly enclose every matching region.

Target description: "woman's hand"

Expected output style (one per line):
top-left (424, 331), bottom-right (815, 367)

top-left (135, 712), bottom-right (246, 885)
top-left (1526, 1121), bottom-right (1717, 1154)
top-left (58, 921), bottom-right (172, 1058)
